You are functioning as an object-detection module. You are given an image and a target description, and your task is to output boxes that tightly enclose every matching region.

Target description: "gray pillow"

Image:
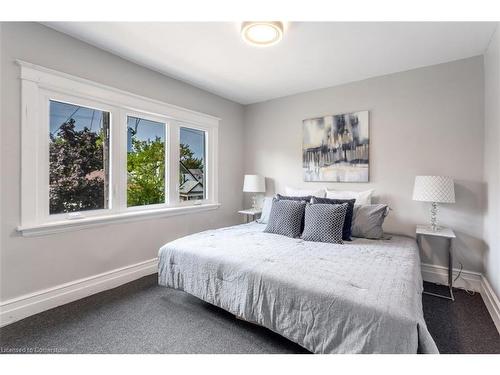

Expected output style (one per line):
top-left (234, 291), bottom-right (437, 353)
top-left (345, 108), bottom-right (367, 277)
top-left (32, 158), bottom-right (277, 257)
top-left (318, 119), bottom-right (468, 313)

top-left (264, 199), bottom-right (306, 238)
top-left (301, 203), bottom-right (348, 244)
top-left (257, 197), bottom-right (273, 224)
top-left (351, 204), bottom-right (389, 239)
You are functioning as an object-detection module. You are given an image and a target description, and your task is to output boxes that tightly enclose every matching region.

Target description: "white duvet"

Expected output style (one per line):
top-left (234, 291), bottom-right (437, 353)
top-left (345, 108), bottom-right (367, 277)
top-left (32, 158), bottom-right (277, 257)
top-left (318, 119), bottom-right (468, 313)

top-left (158, 222), bottom-right (438, 354)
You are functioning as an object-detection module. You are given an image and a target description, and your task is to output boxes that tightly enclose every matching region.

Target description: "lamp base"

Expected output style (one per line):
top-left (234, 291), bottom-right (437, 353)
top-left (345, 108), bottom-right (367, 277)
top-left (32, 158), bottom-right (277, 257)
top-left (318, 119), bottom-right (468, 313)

top-left (430, 202), bottom-right (439, 231)
top-left (252, 195), bottom-right (258, 210)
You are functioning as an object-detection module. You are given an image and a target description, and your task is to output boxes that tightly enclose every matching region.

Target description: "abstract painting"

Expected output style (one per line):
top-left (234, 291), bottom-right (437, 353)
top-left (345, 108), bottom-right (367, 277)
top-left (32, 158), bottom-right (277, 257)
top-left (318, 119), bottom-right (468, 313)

top-left (303, 111), bottom-right (369, 182)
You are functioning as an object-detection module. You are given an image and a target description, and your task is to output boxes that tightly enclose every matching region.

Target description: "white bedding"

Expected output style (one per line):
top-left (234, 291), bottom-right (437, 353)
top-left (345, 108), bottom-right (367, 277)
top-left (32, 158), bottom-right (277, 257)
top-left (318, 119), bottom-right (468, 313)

top-left (158, 222), bottom-right (438, 353)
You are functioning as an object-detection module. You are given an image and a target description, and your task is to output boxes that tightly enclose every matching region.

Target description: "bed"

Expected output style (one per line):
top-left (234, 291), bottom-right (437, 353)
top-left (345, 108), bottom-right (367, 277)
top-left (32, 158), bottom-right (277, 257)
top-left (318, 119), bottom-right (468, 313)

top-left (158, 222), bottom-right (438, 354)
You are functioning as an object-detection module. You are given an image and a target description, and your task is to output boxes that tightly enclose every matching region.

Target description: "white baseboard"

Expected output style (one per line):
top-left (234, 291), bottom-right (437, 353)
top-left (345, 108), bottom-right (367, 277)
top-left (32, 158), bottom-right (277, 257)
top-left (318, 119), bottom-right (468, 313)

top-left (420, 262), bottom-right (482, 292)
top-left (0, 258), bottom-right (158, 328)
top-left (480, 276), bottom-right (500, 333)
top-left (421, 262), bottom-right (500, 333)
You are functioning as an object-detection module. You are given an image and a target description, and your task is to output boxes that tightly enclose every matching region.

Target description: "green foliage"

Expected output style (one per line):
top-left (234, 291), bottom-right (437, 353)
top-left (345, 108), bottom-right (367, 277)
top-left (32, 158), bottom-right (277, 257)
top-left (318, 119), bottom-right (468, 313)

top-left (180, 143), bottom-right (203, 170)
top-left (127, 137), bottom-right (165, 207)
top-left (49, 119), bottom-right (106, 214)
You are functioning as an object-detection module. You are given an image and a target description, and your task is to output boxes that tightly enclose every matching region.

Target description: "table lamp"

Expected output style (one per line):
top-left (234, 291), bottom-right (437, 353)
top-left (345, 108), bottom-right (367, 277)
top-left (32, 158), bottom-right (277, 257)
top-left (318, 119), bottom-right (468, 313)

top-left (412, 176), bottom-right (455, 231)
top-left (243, 174), bottom-right (265, 210)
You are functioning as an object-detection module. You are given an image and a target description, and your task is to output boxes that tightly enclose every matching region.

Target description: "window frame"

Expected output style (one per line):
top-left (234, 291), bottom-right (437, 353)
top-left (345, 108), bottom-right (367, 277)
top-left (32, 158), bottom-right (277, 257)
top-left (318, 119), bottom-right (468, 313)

top-left (177, 123), bottom-right (210, 206)
top-left (17, 60), bottom-right (220, 236)
top-left (124, 110), bottom-right (169, 211)
top-left (44, 93), bottom-right (116, 222)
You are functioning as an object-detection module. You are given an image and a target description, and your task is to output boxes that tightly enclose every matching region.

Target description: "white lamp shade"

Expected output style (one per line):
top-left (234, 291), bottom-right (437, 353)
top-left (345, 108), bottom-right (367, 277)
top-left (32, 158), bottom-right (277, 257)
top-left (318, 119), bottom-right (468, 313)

top-left (243, 174), bottom-right (265, 193)
top-left (412, 176), bottom-right (455, 203)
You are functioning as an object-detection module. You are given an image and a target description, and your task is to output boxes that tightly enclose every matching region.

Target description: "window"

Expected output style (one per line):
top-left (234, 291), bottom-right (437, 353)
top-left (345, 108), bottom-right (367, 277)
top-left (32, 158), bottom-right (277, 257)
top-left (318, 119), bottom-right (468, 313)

top-left (49, 100), bottom-right (110, 215)
top-left (127, 116), bottom-right (166, 207)
top-left (179, 127), bottom-right (206, 202)
top-left (18, 61), bottom-right (219, 236)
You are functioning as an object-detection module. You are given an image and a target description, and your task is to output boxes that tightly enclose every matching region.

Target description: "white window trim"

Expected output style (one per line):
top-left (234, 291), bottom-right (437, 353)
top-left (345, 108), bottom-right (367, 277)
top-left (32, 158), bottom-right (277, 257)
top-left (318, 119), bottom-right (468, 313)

top-left (17, 60), bottom-right (220, 237)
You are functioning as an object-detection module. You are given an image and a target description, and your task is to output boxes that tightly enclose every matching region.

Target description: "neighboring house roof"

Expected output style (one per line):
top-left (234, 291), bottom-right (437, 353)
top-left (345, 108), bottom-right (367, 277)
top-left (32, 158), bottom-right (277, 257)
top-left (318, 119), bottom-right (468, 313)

top-left (188, 168), bottom-right (203, 176)
top-left (182, 173), bottom-right (198, 182)
top-left (179, 179), bottom-right (203, 194)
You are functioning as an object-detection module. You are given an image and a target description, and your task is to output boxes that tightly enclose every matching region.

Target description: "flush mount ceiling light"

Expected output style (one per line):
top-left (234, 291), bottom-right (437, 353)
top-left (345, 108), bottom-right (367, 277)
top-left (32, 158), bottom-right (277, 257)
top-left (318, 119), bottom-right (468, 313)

top-left (241, 21), bottom-right (284, 47)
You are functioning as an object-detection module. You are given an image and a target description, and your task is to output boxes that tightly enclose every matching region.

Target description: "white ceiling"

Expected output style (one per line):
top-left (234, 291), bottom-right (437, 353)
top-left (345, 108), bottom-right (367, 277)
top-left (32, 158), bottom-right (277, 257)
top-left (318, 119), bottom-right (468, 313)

top-left (45, 22), bottom-right (496, 105)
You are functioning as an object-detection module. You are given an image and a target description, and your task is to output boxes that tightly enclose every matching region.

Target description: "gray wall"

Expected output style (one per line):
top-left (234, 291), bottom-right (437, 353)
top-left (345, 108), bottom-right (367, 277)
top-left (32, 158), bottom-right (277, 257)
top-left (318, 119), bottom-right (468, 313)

top-left (0, 22), bottom-right (494, 302)
top-left (0, 23), bottom-right (245, 301)
top-left (484, 23), bottom-right (500, 297)
top-left (243, 57), bottom-right (485, 273)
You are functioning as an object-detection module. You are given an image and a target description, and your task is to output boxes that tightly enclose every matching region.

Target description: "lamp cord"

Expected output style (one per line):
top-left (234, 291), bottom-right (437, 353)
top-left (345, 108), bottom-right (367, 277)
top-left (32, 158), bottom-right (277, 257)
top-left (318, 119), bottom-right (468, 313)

top-left (454, 262), bottom-right (475, 296)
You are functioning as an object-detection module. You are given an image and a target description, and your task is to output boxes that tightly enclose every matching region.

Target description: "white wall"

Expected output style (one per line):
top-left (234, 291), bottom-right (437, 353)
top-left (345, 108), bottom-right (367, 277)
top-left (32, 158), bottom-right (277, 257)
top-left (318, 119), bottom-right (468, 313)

top-left (483, 23), bottom-right (500, 297)
top-left (243, 57), bottom-right (485, 272)
top-left (0, 23), bottom-right (245, 301)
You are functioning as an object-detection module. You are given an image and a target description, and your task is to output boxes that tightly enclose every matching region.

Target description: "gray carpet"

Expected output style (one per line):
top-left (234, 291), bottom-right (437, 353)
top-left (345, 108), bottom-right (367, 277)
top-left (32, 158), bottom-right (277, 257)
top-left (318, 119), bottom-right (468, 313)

top-left (0, 274), bottom-right (498, 354)
top-left (422, 282), bottom-right (500, 354)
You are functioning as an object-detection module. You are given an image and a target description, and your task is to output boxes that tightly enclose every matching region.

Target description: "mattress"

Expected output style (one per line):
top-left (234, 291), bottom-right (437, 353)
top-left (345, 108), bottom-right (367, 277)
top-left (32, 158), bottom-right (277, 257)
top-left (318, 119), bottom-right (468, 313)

top-left (158, 222), bottom-right (438, 354)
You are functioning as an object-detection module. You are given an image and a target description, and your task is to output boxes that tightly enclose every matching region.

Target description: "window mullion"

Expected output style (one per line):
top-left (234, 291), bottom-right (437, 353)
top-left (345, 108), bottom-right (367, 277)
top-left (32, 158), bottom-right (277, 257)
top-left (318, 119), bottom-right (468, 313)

top-left (112, 109), bottom-right (127, 214)
top-left (209, 126), bottom-right (218, 204)
top-left (168, 121), bottom-right (180, 206)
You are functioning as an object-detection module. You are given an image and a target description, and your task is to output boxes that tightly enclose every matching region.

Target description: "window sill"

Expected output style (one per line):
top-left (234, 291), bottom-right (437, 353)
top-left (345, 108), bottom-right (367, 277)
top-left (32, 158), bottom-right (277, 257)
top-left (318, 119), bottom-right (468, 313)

top-left (17, 203), bottom-right (221, 237)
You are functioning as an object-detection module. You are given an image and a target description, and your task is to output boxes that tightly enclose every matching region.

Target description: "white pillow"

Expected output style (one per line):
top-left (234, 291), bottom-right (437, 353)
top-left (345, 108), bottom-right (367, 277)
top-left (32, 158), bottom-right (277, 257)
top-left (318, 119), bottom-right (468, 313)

top-left (285, 187), bottom-right (326, 198)
top-left (325, 189), bottom-right (374, 205)
top-left (257, 197), bottom-right (273, 224)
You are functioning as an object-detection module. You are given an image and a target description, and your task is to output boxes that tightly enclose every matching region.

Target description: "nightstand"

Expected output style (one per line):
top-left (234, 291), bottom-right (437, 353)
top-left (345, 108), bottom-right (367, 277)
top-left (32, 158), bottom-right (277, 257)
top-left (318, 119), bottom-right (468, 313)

top-left (238, 208), bottom-right (262, 223)
top-left (416, 224), bottom-right (456, 301)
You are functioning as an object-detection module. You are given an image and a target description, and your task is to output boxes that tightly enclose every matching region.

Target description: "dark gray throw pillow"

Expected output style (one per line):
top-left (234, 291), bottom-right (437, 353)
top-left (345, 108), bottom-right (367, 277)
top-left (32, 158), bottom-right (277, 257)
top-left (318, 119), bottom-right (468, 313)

top-left (351, 204), bottom-right (389, 239)
top-left (276, 194), bottom-right (313, 203)
top-left (311, 197), bottom-right (356, 241)
top-left (301, 203), bottom-right (348, 244)
top-left (275, 194), bottom-right (312, 231)
top-left (264, 199), bottom-right (306, 238)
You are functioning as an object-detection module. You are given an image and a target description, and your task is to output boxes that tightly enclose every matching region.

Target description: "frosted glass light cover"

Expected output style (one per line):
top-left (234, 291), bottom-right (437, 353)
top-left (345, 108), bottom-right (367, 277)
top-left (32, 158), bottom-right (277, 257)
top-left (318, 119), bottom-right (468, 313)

top-left (241, 22), bottom-right (283, 47)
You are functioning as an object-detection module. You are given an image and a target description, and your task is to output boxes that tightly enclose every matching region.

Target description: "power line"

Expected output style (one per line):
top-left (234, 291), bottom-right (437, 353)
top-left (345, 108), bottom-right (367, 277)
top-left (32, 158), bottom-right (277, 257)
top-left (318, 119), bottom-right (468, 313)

top-left (50, 106), bottom-right (82, 136)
